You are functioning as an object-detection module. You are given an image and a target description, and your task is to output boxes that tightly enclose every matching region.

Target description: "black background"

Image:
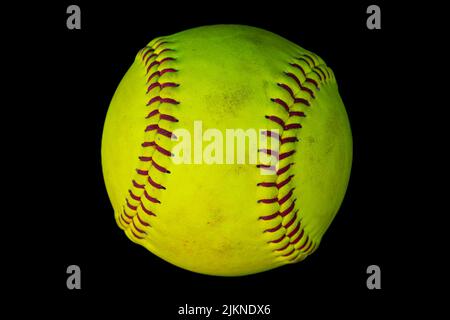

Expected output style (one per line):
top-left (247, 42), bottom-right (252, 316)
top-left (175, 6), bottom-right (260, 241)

top-left (11, 0), bottom-right (428, 316)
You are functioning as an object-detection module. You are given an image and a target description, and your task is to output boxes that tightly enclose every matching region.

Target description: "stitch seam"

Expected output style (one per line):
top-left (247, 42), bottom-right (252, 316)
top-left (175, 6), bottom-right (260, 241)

top-left (257, 52), bottom-right (334, 262)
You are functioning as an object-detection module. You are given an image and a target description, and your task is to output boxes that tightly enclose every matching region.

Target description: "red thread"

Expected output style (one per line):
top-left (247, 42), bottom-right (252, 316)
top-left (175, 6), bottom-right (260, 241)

top-left (264, 223), bottom-right (282, 233)
top-left (270, 98), bottom-right (289, 112)
top-left (268, 234), bottom-right (285, 244)
top-left (265, 115), bottom-right (285, 128)
top-left (146, 96), bottom-right (179, 106)
top-left (141, 47), bottom-right (154, 61)
top-left (147, 57), bottom-right (176, 73)
top-left (275, 242), bottom-right (291, 252)
top-left (277, 163), bottom-right (294, 175)
top-left (147, 82), bottom-right (179, 93)
top-left (144, 190), bottom-right (161, 203)
top-left (136, 213), bottom-right (150, 227)
top-left (280, 137), bottom-right (298, 144)
top-left (148, 68), bottom-right (177, 83)
top-left (279, 150), bottom-right (295, 161)
top-left (131, 229), bottom-right (145, 239)
top-left (298, 236), bottom-right (310, 250)
top-left (261, 130), bottom-right (280, 140)
top-left (152, 158), bottom-right (170, 174)
top-left (278, 188), bottom-right (295, 205)
top-left (280, 200), bottom-right (296, 217)
top-left (132, 180), bottom-right (145, 189)
top-left (284, 123), bottom-right (302, 130)
top-left (259, 212), bottom-right (279, 220)
top-left (291, 229), bottom-right (304, 245)
top-left (132, 219), bottom-right (147, 234)
top-left (123, 209), bottom-right (133, 220)
top-left (128, 190), bottom-right (140, 201)
top-left (160, 114), bottom-right (179, 122)
top-left (141, 203), bottom-right (157, 217)
top-left (284, 71), bottom-right (315, 99)
top-left (283, 210), bottom-right (298, 229)
top-left (148, 176), bottom-right (166, 190)
top-left (258, 197), bottom-right (278, 204)
top-left (306, 78), bottom-right (319, 89)
top-left (136, 169), bottom-right (148, 176)
top-left (146, 109), bottom-right (159, 118)
top-left (287, 221), bottom-right (301, 238)
top-left (277, 175), bottom-right (294, 189)
top-left (282, 248), bottom-right (295, 257)
top-left (126, 199), bottom-right (137, 211)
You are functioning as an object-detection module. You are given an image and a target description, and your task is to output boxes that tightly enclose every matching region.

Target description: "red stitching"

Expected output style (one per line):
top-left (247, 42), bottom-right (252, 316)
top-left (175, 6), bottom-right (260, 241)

top-left (282, 248), bottom-right (295, 257)
top-left (144, 190), bottom-right (161, 203)
top-left (146, 96), bottom-right (180, 106)
top-left (284, 123), bottom-right (302, 130)
top-left (280, 137), bottom-right (298, 144)
top-left (289, 63), bottom-right (306, 77)
top-left (147, 82), bottom-right (179, 93)
top-left (287, 221), bottom-right (301, 238)
top-left (298, 236), bottom-right (310, 250)
top-left (147, 68), bottom-right (177, 83)
top-left (258, 148), bottom-right (279, 157)
top-left (145, 124), bottom-right (176, 139)
top-left (119, 215), bottom-right (129, 227)
top-left (261, 130), bottom-right (280, 140)
top-left (280, 200), bottom-right (296, 217)
top-left (268, 234), bottom-right (285, 244)
top-left (270, 98), bottom-right (289, 112)
top-left (148, 176), bottom-right (166, 190)
top-left (256, 164), bottom-right (276, 172)
top-left (132, 180), bottom-right (145, 189)
top-left (151, 158), bottom-right (171, 174)
top-left (278, 188), bottom-right (295, 205)
top-left (296, 56), bottom-right (314, 68)
top-left (136, 213), bottom-right (150, 227)
top-left (275, 242), bottom-right (291, 252)
top-left (128, 189), bottom-right (140, 201)
top-left (283, 210), bottom-right (298, 229)
top-left (312, 69), bottom-right (324, 82)
top-left (160, 114), bottom-right (179, 122)
top-left (279, 150), bottom-right (295, 160)
top-left (141, 47), bottom-right (154, 61)
top-left (123, 208), bottom-right (133, 220)
top-left (291, 229), bottom-right (304, 245)
top-left (141, 202), bottom-right (157, 217)
top-left (131, 229), bottom-right (145, 239)
top-left (136, 169), bottom-right (148, 175)
top-left (264, 223), bottom-right (282, 233)
top-left (306, 78), bottom-right (319, 89)
top-left (157, 48), bottom-right (174, 54)
top-left (284, 71), bottom-right (315, 99)
top-left (289, 111), bottom-right (306, 117)
top-left (147, 57), bottom-right (176, 73)
top-left (258, 212), bottom-right (279, 220)
top-left (153, 41), bottom-right (168, 50)
top-left (126, 199), bottom-right (137, 211)
top-left (146, 109), bottom-right (159, 118)
top-left (132, 219), bottom-right (147, 234)
top-left (265, 115), bottom-right (285, 128)
top-left (277, 175), bottom-right (294, 189)
top-left (276, 163), bottom-right (294, 175)
top-left (257, 197), bottom-right (278, 204)
top-left (119, 42), bottom-right (179, 239)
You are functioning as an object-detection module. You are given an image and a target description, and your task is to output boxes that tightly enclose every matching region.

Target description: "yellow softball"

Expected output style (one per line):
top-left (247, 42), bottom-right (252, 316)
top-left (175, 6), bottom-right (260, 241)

top-left (101, 25), bottom-right (352, 276)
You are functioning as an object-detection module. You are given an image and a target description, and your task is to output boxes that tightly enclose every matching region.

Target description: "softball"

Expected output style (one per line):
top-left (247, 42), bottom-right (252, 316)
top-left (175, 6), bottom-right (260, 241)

top-left (102, 25), bottom-right (352, 276)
